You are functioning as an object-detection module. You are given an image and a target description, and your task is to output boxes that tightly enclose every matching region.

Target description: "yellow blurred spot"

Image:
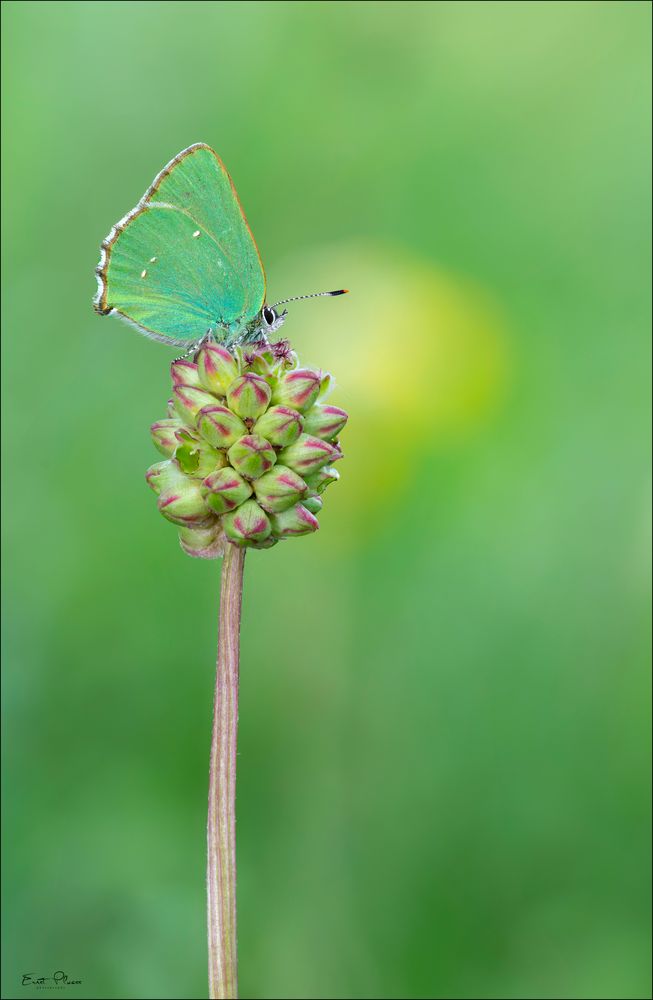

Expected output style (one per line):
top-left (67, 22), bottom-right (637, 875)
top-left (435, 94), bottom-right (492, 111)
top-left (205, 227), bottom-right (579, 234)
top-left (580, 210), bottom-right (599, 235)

top-left (273, 242), bottom-right (512, 541)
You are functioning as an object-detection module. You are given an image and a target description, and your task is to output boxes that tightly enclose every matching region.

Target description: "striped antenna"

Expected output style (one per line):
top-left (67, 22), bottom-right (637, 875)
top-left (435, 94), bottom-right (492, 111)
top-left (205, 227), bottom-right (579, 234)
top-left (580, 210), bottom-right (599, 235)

top-left (271, 289), bottom-right (349, 308)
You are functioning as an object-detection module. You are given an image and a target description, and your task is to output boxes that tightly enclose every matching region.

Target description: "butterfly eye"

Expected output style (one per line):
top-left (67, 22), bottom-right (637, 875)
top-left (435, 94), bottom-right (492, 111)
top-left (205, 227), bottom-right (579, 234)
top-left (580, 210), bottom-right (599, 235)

top-left (263, 306), bottom-right (276, 326)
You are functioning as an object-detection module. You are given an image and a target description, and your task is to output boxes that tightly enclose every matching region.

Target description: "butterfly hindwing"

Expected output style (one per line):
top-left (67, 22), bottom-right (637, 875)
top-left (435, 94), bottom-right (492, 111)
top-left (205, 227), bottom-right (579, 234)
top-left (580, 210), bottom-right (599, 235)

top-left (95, 144), bottom-right (266, 345)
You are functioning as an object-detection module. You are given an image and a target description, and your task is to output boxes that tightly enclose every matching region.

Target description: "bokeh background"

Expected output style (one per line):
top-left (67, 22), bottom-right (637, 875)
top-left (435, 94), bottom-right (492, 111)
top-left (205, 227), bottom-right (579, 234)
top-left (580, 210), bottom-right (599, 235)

top-left (2, 2), bottom-right (651, 998)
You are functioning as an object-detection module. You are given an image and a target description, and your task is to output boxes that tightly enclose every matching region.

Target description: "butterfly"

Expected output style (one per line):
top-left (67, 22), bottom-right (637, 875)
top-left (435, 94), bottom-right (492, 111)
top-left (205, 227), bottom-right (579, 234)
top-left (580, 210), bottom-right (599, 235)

top-left (94, 143), bottom-right (347, 349)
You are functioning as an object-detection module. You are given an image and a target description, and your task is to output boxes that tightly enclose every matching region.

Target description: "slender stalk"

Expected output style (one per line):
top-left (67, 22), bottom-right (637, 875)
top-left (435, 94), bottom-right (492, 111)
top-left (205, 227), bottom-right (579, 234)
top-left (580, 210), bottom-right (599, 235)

top-left (207, 544), bottom-right (246, 999)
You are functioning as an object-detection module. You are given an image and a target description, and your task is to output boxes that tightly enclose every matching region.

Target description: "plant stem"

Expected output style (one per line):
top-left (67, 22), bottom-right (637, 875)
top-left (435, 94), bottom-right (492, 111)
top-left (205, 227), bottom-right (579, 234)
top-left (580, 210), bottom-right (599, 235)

top-left (208, 543), bottom-right (246, 999)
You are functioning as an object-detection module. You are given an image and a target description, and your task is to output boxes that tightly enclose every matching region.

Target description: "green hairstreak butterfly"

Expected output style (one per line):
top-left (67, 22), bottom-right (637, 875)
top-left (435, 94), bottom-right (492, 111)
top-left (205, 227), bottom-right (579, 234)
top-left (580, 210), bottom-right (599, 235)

top-left (94, 143), bottom-right (347, 348)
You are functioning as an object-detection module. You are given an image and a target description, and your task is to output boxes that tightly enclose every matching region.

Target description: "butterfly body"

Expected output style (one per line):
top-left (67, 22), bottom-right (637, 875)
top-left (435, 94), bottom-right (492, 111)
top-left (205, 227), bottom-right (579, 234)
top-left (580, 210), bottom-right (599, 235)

top-left (94, 143), bottom-right (282, 347)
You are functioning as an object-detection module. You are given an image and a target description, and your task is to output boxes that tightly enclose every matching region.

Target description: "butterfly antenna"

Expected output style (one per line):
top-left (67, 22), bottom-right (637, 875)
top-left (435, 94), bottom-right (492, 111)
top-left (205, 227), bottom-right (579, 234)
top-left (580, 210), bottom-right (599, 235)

top-left (271, 289), bottom-right (349, 308)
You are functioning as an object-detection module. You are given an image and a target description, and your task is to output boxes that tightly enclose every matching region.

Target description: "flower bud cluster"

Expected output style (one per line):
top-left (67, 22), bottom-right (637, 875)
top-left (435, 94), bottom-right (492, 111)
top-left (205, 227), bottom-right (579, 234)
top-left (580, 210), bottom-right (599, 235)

top-left (146, 340), bottom-right (346, 556)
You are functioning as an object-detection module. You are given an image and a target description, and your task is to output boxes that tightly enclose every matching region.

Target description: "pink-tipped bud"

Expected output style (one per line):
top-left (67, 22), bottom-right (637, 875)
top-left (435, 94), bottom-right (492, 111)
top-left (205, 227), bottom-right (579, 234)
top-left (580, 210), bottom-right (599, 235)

top-left (301, 404), bottom-right (348, 442)
top-left (302, 495), bottom-right (323, 514)
top-left (223, 499), bottom-right (271, 546)
top-left (251, 536), bottom-right (278, 550)
top-left (178, 522), bottom-right (225, 560)
top-left (253, 465), bottom-right (307, 513)
top-left (202, 468), bottom-right (253, 515)
top-left (173, 385), bottom-right (219, 425)
top-left (318, 372), bottom-right (333, 399)
top-left (145, 459), bottom-right (188, 496)
top-left (227, 434), bottom-right (276, 480)
top-left (174, 432), bottom-right (226, 479)
top-left (278, 433), bottom-right (340, 476)
top-left (196, 343), bottom-right (240, 395)
top-left (157, 478), bottom-right (209, 525)
top-left (252, 405), bottom-right (303, 447)
top-left (245, 344), bottom-right (276, 377)
top-left (226, 373), bottom-right (272, 420)
top-left (170, 359), bottom-right (203, 388)
top-left (303, 466), bottom-right (340, 495)
top-left (269, 503), bottom-right (319, 537)
top-left (197, 405), bottom-right (247, 449)
top-left (271, 368), bottom-right (322, 413)
top-left (151, 418), bottom-right (185, 457)
top-left (145, 462), bottom-right (167, 496)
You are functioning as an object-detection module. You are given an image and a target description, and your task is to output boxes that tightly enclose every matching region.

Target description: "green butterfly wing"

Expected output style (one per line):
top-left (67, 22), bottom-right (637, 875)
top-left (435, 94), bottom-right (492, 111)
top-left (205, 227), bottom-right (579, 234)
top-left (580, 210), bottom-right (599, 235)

top-left (94, 143), bottom-right (266, 345)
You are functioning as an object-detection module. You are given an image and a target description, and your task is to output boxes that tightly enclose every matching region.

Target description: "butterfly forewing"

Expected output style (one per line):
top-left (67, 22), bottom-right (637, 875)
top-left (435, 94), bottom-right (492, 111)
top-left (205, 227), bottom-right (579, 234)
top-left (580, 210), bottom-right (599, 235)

top-left (96, 144), bottom-right (266, 344)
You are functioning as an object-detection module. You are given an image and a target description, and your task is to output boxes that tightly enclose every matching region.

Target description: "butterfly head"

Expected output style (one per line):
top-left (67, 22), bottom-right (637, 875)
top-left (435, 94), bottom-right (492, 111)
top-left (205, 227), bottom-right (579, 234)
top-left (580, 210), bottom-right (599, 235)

top-left (241, 290), bottom-right (347, 345)
top-left (260, 304), bottom-right (288, 336)
top-left (251, 289), bottom-right (348, 342)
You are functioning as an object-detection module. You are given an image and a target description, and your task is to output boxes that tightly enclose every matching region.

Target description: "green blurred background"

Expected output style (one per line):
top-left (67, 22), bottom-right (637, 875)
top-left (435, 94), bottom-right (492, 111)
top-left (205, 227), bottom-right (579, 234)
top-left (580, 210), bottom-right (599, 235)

top-left (2, 2), bottom-right (651, 998)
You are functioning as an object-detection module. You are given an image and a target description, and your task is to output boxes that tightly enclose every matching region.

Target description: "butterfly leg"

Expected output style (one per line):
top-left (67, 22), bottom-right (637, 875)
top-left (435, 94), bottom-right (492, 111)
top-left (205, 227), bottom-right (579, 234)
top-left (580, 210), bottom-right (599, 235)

top-left (174, 344), bottom-right (198, 361)
top-left (173, 329), bottom-right (214, 362)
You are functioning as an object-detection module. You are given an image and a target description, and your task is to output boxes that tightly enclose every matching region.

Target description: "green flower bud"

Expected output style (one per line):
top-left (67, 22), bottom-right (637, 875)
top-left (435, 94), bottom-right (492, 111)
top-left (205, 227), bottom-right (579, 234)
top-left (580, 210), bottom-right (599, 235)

top-left (302, 495), bottom-right (323, 515)
top-left (197, 404), bottom-right (247, 449)
top-left (303, 465), bottom-right (340, 495)
top-left (252, 405), bottom-right (303, 447)
top-left (175, 432), bottom-right (227, 478)
top-left (318, 372), bottom-right (333, 399)
top-left (157, 477), bottom-right (209, 525)
top-left (279, 345), bottom-right (299, 370)
top-left (227, 434), bottom-right (276, 480)
top-left (151, 418), bottom-right (185, 457)
top-left (145, 458), bottom-right (187, 496)
top-left (302, 404), bottom-right (348, 442)
top-left (223, 499), bottom-right (271, 546)
top-left (245, 344), bottom-right (277, 378)
top-left (251, 535), bottom-right (279, 550)
top-left (253, 465), bottom-right (307, 513)
top-left (170, 359), bottom-right (203, 388)
top-left (178, 522), bottom-right (225, 559)
top-left (196, 343), bottom-right (240, 395)
top-left (226, 373), bottom-right (272, 420)
top-left (202, 468), bottom-right (253, 515)
top-left (195, 450), bottom-right (227, 478)
top-left (145, 462), bottom-right (167, 495)
top-left (173, 384), bottom-right (219, 425)
top-left (269, 503), bottom-right (319, 537)
top-left (278, 434), bottom-right (340, 476)
top-left (271, 368), bottom-right (321, 413)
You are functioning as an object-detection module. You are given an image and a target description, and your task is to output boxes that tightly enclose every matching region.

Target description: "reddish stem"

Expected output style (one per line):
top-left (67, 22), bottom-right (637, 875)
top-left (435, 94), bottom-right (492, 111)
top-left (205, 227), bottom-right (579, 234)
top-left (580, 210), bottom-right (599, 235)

top-left (207, 543), bottom-right (245, 999)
